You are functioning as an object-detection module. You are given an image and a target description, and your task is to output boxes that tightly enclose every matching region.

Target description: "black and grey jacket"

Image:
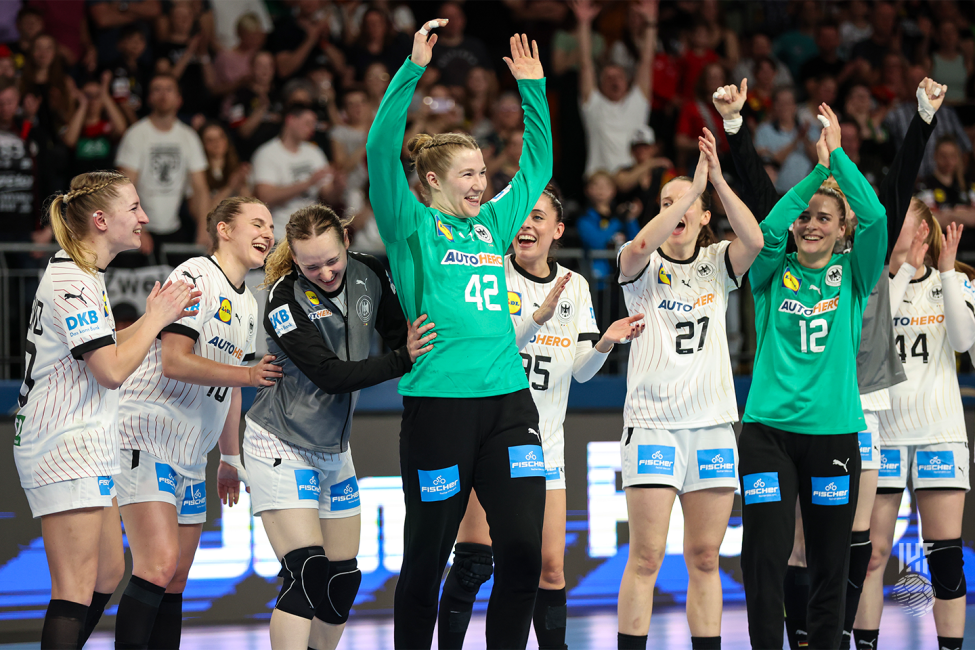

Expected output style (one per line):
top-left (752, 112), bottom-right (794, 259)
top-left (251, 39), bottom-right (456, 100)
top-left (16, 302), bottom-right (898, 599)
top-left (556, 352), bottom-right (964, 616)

top-left (247, 252), bottom-right (411, 453)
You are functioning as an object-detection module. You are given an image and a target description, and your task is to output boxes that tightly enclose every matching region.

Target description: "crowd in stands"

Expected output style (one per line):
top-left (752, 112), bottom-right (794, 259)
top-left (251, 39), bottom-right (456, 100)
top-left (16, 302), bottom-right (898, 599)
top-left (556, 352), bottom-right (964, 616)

top-left (1, 0), bottom-right (975, 276)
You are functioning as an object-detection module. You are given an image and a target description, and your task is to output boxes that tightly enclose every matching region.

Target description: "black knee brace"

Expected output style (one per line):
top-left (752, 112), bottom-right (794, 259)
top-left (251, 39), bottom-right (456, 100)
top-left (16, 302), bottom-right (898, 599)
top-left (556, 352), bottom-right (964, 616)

top-left (450, 543), bottom-right (494, 595)
top-left (925, 538), bottom-right (966, 600)
top-left (275, 546), bottom-right (329, 619)
top-left (315, 558), bottom-right (362, 625)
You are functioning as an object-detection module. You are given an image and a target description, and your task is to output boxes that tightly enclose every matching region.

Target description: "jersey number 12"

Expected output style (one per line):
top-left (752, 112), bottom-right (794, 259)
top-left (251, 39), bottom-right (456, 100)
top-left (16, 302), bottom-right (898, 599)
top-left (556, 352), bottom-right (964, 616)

top-left (799, 318), bottom-right (828, 353)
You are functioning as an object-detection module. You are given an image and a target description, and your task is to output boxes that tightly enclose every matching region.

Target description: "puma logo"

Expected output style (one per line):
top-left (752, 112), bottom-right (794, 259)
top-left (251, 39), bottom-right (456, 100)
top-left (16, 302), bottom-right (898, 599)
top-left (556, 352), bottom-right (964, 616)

top-left (681, 279), bottom-right (691, 287)
top-left (811, 285), bottom-right (821, 294)
top-left (234, 313), bottom-right (241, 323)
top-left (356, 279), bottom-right (367, 287)
top-left (833, 458), bottom-right (850, 472)
top-left (63, 287), bottom-right (88, 305)
top-left (181, 270), bottom-right (203, 286)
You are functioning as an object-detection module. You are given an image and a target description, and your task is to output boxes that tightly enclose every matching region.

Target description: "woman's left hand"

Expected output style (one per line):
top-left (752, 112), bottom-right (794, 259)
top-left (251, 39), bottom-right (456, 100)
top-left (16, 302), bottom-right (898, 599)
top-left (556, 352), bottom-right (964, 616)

top-left (597, 313), bottom-right (646, 352)
top-left (908, 219), bottom-right (930, 270)
top-left (939, 222), bottom-right (963, 273)
top-left (217, 460), bottom-right (248, 506)
top-left (699, 127), bottom-right (723, 185)
top-left (819, 103), bottom-right (841, 153)
top-left (503, 33), bottom-right (543, 81)
top-left (407, 314), bottom-right (436, 362)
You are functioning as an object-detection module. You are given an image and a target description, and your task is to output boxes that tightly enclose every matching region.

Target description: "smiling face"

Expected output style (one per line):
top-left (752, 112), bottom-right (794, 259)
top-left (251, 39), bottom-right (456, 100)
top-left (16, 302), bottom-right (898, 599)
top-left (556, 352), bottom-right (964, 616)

top-left (793, 192), bottom-right (846, 264)
top-left (599, 65), bottom-right (630, 103)
top-left (515, 194), bottom-right (564, 266)
top-left (429, 148), bottom-right (487, 218)
top-left (105, 182), bottom-right (149, 253)
top-left (660, 178), bottom-right (710, 250)
top-left (220, 203), bottom-right (274, 270)
top-left (291, 228), bottom-right (349, 293)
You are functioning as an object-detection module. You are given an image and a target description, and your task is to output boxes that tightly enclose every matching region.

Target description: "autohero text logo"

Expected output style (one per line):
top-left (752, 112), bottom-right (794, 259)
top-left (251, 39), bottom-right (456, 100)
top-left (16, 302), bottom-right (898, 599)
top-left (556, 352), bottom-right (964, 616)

top-left (529, 333), bottom-right (572, 348)
top-left (418, 465), bottom-right (461, 502)
top-left (440, 250), bottom-right (503, 267)
top-left (778, 296), bottom-right (839, 317)
top-left (207, 336), bottom-right (244, 360)
top-left (893, 314), bottom-right (944, 327)
top-left (657, 294), bottom-right (715, 312)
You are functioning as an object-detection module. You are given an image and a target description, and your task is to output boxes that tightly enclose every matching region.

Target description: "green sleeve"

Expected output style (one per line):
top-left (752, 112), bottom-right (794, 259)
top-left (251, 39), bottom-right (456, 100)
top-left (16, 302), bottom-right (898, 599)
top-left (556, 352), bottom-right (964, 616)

top-left (749, 164), bottom-right (829, 293)
top-left (831, 148), bottom-right (888, 297)
top-left (478, 78), bottom-right (553, 249)
top-left (366, 58), bottom-right (426, 243)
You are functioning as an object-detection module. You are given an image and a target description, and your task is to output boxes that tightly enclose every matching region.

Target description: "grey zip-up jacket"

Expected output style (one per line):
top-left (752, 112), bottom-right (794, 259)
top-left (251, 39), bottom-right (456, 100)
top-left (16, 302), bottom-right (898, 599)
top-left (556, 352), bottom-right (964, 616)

top-left (247, 252), bottom-right (411, 453)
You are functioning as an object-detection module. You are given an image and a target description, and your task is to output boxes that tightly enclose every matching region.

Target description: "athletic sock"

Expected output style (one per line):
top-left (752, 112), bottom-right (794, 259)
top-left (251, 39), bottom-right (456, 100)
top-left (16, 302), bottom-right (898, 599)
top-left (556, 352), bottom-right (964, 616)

top-left (114, 576), bottom-right (166, 649)
top-left (146, 593), bottom-right (182, 649)
top-left (41, 599), bottom-right (88, 649)
top-left (853, 628), bottom-right (879, 649)
top-left (79, 591), bottom-right (112, 647)
top-left (437, 566), bottom-right (479, 650)
top-left (691, 636), bottom-right (721, 649)
top-left (844, 530), bottom-right (872, 650)
top-left (783, 565), bottom-right (810, 649)
top-left (532, 587), bottom-right (567, 649)
top-left (618, 632), bottom-right (648, 649)
top-left (937, 636), bottom-right (963, 650)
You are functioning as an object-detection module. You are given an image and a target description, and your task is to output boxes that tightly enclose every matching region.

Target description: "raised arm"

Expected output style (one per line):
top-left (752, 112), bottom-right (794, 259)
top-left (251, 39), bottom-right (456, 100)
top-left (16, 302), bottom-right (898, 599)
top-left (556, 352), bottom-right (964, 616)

top-left (701, 127), bottom-right (763, 273)
top-left (938, 224), bottom-right (975, 352)
top-left (569, 0), bottom-right (599, 103)
top-left (633, 0), bottom-right (658, 100)
top-left (878, 78), bottom-right (943, 262)
top-left (619, 152), bottom-right (708, 278)
top-left (714, 79), bottom-right (779, 220)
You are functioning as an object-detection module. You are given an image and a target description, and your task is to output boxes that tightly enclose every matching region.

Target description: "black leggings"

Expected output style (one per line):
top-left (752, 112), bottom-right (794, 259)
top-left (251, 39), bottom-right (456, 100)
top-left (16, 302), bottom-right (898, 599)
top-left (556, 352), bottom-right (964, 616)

top-left (739, 422), bottom-right (861, 650)
top-left (393, 390), bottom-right (546, 649)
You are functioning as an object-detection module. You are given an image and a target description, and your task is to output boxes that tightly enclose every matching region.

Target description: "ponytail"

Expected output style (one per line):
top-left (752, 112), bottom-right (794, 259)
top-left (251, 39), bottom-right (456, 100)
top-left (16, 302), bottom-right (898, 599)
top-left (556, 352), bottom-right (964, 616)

top-left (261, 204), bottom-right (351, 289)
top-left (46, 171), bottom-right (131, 275)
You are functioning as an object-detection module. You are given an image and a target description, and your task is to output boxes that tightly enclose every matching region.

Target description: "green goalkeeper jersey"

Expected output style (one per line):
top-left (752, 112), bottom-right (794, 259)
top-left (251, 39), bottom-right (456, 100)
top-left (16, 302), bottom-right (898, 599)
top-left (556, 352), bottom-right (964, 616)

top-left (366, 58), bottom-right (553, 397)
top-left (743, 150), bottom-right (887, 434)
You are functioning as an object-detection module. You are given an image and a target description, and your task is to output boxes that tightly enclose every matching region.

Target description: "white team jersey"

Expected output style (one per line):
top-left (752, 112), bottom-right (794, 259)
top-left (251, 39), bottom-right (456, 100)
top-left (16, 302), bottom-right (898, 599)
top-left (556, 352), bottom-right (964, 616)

top-left (14, 253), bottom-right (119, 488)
top-left (118, 257), bottom-right (258, 479)
top-left (504, 256), bottom-right (600, 469)
top-left (619, 241), bottom-right (741, 429)
top-left (860, 388), bottom-right (891, 414)
top-left (878, 268), bottom-right (971, 445)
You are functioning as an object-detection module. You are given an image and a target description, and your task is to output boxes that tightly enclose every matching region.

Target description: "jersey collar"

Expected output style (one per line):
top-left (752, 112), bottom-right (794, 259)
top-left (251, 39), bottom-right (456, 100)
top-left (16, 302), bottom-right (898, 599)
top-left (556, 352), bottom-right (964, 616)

top-left (510, 256), bottom-right (557, 284)
top-left (206, 256), bottom-right (246, 294)
top-left (657, 246), bottom-right (700, 265)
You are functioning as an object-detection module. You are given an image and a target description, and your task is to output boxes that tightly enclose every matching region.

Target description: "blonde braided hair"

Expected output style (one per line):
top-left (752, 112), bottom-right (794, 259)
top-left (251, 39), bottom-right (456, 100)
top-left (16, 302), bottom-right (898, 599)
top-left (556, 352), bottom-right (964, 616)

top-left (47, 171), bottom-right (131, 275)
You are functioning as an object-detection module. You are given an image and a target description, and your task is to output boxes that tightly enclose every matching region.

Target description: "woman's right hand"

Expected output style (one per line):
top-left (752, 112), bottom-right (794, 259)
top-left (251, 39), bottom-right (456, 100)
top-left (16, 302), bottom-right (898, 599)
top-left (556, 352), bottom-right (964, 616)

top-left (533, 273), bottom-right (572, 325)
top-left (819, 103), bottom-right (841, 153)
top-left (690, 150), bottom-right (709, 195)
top-left (712, 79), bottom-right (747, 121)
top-left (699, 128), bottom-right (723, 185)
top-left (411, 18), bottom-right (447, 67)
top-left (939, 222), bottom-right (963, 273)
top-left (144, 280), bottom-right (200, 328)
top-left (248, 354), bottom-right (283, 387)
top-left (407, 314), bottom-right (436, 362)
top-left (815, 127), bottom-right (830, 169)
top-left (908, 219), bottom-right (930, 270)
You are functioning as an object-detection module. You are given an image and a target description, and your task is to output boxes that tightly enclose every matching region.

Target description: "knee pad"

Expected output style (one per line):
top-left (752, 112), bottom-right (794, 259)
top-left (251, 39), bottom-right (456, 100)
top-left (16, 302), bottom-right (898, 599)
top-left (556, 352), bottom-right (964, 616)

top-left (450, 543), bottom-right (494, 594)
top-left (275, 546), bottom-right (329, 619)
top-left (924, 538), bottom-right (966, 600)
top-left (315, 558), bottom-right (361, 625)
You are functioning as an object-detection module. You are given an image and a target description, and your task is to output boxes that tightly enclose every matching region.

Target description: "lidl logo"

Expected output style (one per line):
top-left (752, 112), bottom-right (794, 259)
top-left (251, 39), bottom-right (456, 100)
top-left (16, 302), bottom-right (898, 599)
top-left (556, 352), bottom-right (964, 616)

top-left (435, 217), bottom-right (454, 241)
top-left (215, 297), bottom-right (233, 324)
top-left (508, 291), bottom-right (522, 315)
top-left (305, 290), bottom-right (320, 305)
top-left (783, 268), bottom-right (801, 294)
top-left (657, 264), bottom-right (672, 286)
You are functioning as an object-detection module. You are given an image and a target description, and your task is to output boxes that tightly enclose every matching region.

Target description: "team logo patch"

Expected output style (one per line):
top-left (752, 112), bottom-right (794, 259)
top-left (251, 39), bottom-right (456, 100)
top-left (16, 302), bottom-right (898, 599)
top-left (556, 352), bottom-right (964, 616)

top-left (215, 297), bottom-right (233, 324)
top-left (697, 448), bottom-right (735, 479)
top-left (782, 268), bottom-right (802, 293)
top-left (743, 472), bottom-right (780, 504)
top-left (473, 224), bottom-right (493, 244)
top-left (825, 264), bottom-right (843, 287)
top-left (180, 483), bottom-right (207, 515)
top-left (880, 449), bottom-right (901, 478)
top-left (248, 314), bottom-right (256, 341)
top-left (858, 432), bottom-right (873, 462)
top-left (556, 298), bottom-right (574, 323)
top-left (928, 285), bottom-right (944, 304)
top-left (155, 463), bottom-right (178, 495)
top-left (657, 264), bottom-right (672, 286)
top-left (508, 291), bottom-right (522, 315)
top-left (811, 475), bottom-right (850, 505)
top-left (637, 445), bottom-right (675, 475)
top-left (696, 261), bottom-right (716, 280)
top-left (917, 451), bottom-right (955, 478)
top-left (97, 476), bottom-right (114, 496)
top-left (509, 445), bottom-right (546, 478)
top-left (435, 216), bottom-right (454, 241)
top-left (418, 465), bottom-right (461, 502)
top-left (356, 295), bottom-right (373, 322)
top-left (269, 305), bottom-right (297, 336)
top-left (294, 469), bottom-right (321, 500)
top-left (305, 290), bottom-right (320, 305)
top-left (330, 476), bottom-right (360, 511)
top-left (545, 466), bottom-right (564, 482)
top-left (489, 183), bottom-right (512, 203)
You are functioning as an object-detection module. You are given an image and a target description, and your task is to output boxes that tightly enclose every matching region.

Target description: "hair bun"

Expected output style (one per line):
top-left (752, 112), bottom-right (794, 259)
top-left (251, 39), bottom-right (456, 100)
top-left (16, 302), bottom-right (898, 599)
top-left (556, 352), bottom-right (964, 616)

top-left (407, 133), bottom-right (435, 161)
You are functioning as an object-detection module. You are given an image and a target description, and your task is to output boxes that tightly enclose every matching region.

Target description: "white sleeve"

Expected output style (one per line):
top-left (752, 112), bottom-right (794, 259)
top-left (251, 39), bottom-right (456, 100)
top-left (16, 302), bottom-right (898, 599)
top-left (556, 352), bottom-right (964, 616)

top-left (572, 344), bottom-right (610, 382)
top-left (888, 263), bottom-right (915, 316)
top-left (514, 315), bottom-right (542, 350)
top-left (114, 126), bottom-right (142, 170)
top-left (186, 129), bottom-right (208, 173)
top-left (251, 146), bottom-right (277, 185)
top-left (163, 262), bottom-right (217, 340)
top-left (941, 270), bottom-right (975, 352)
top-left (54, 272), bottom-right (116, 359)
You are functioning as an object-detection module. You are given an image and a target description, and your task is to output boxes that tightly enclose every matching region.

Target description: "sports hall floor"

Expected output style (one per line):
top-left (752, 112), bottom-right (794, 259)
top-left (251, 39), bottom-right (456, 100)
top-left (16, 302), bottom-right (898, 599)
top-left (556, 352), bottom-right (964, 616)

top-left (4, 604), bottom-right (975, 649)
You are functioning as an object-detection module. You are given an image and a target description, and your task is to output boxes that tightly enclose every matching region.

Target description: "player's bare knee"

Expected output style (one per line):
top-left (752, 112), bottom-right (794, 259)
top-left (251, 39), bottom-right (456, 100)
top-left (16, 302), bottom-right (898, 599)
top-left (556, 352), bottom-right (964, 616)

top-left (540, 564), bottom-right (564, 588)
top-left (685, 544), bottom-right (720, 575)
top-left (629, 542), bottom-right (666, 577)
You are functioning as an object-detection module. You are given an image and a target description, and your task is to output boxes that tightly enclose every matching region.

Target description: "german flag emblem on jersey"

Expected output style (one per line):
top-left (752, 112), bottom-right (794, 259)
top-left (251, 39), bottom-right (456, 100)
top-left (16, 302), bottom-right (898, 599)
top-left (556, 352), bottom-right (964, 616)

top-left (782, 268), bottom-right (801, 294)
top-left (435, 217), bottom-right (454, 241)
top-left (305, 290), bottom-right (320, 305)
top-left (657, 264), bottom-right (672, 286)
top-left (215, 297), bottom-right (233, 324)
top-left (508, 291), bottom-right (522, 315)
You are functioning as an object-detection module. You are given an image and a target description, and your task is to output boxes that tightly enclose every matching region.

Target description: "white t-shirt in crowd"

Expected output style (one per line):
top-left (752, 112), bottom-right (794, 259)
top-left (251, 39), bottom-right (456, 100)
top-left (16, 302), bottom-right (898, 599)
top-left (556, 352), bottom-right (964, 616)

top-left (251, 137), bottom-right (329, 235)
top-left (115, 117), bottom-right (208, 235)
top-left (579, 85), bottom-right (650, 176)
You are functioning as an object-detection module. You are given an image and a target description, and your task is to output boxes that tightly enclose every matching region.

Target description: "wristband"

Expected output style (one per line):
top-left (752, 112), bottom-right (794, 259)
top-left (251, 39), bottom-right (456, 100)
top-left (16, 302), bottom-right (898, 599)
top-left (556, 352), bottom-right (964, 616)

top-left (917, 85), bottom-right (936, 124)
top-left (723, 116), bottom-right (742, 135)
top-left (220, 454), bottom-right (249, 486)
